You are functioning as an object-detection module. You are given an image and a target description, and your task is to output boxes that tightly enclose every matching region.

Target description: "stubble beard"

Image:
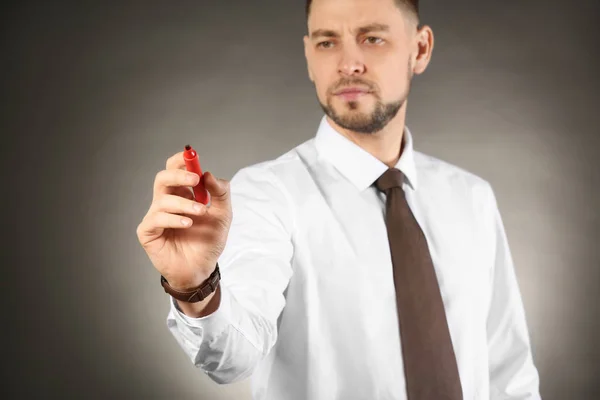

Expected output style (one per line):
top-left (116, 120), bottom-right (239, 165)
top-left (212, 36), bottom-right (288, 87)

top-left (318, 60), bottom-right (413, 135)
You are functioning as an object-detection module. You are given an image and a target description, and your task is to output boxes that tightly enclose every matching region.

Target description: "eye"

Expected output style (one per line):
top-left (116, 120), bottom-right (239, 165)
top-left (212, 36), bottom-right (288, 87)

top-left (364, 36), bottom-right (384, 45)
top-left (317, 41), bottom-right (334, 49)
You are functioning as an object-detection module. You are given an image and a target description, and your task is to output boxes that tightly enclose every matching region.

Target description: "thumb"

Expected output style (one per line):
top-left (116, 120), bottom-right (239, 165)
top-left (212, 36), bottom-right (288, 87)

top-left (203, 171), bottom-right (230, 205)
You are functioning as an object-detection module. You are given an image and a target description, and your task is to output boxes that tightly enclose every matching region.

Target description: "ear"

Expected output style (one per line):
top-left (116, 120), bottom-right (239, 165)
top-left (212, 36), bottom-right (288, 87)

top-left (303, 35), bottom-right (315, 82)
top-left (411, 25), bottom-right (434, 75)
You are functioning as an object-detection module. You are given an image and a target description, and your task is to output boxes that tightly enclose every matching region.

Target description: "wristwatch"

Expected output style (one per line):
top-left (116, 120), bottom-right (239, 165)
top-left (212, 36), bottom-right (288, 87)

top-left (161, 263), bottom-right (221, 303)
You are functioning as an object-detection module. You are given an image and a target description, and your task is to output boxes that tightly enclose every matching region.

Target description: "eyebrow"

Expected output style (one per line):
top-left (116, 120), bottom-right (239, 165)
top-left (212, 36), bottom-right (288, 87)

top-left (310, 23), bottom-right (390, 39)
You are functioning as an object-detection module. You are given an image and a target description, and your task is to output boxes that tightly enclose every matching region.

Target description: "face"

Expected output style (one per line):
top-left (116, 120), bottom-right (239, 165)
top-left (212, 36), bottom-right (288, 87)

top-left (304, 0), bottom-right (431, 134)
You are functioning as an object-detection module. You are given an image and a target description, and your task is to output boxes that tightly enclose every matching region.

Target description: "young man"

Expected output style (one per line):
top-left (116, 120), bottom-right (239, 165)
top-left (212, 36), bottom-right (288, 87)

top-left (138, 0), bottom-right (541, 398)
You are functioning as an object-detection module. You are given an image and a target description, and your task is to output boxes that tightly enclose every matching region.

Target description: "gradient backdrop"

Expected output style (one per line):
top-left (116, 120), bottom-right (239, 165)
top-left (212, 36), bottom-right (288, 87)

top-left (3, 0), bottom-right (599, 399)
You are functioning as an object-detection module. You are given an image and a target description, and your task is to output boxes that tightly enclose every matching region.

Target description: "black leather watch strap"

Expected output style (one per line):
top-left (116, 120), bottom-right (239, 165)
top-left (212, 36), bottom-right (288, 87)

top-left (161, 263), bottom-right (220, 303)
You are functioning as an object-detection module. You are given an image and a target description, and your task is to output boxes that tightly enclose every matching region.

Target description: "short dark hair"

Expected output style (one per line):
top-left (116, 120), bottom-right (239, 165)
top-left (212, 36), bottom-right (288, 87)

top-left (305, 0), bottom-right (419, 22)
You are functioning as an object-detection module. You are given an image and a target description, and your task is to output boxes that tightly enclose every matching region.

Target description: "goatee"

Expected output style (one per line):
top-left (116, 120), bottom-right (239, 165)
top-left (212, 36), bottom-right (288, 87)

top-left (319, 95), bottom-right (405, 134)
top-left (318, 59), bottom-right (413, 134)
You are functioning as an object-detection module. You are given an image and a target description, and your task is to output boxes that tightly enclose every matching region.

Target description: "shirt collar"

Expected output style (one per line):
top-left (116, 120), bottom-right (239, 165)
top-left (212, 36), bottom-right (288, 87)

top-left (314, 115), bottom-right (418, 192)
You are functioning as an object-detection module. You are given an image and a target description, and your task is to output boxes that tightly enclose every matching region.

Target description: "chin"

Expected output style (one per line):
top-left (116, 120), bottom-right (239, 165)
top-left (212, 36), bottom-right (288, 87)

top-left (335, 102), bottom-right (374, 115)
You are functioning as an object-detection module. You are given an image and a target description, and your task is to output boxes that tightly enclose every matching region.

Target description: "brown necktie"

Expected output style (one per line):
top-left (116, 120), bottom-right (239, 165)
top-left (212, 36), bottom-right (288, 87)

top-left (375, 168), bottom-right (463, 400)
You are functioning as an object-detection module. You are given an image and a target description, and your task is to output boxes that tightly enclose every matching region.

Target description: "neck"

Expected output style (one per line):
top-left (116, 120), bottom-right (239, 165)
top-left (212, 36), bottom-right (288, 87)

top-left (326, 104), bottom-right (407, 169)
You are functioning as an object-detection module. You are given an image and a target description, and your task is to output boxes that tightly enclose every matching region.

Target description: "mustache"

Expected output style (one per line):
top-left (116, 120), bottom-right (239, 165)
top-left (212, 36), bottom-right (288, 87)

top-left (329, 78), bottom-right (376, 94)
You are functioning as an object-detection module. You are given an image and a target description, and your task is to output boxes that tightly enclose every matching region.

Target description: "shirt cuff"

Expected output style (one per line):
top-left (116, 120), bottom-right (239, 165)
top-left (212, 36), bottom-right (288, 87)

top-left (169, 283), bottom-right (233, 338)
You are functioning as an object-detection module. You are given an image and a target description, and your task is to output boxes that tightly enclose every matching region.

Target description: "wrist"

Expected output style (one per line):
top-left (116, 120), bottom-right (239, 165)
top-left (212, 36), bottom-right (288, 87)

top-left (161, 263), bottom-right (220, 303)
top-left (176, 284), bottom-right (221, 318)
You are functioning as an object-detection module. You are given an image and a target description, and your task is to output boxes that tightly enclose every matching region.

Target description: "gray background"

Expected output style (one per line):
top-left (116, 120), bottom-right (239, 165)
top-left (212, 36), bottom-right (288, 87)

top-left (2, 0), bottom-right (599, 399)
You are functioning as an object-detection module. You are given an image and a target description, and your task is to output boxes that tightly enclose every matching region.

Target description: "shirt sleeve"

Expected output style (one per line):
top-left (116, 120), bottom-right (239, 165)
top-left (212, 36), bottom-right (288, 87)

top-left (165, 164), bottom-right (295, 384)
top-left (484, 184), bottom-right (542, 399)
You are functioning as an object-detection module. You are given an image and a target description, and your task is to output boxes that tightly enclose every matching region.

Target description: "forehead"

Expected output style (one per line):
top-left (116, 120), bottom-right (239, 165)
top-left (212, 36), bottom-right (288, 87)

top-left (308, 0), bottom-right (406, 33)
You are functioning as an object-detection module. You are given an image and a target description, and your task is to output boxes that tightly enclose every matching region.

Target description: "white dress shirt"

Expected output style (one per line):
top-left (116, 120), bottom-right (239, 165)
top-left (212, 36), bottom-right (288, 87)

top-left (166, 115), bottom-right (541, 400)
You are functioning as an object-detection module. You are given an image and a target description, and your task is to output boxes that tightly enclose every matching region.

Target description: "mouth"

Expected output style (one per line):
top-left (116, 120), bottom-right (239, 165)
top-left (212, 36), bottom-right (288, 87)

top-left (334, 87), bottom-right (372, 101)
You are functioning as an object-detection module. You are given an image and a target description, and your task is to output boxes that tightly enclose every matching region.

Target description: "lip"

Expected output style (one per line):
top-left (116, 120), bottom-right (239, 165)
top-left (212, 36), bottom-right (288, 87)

top-left (334, 87), bottom-right (370, 95)
top-left (334, 87), bottom-right (371, 101)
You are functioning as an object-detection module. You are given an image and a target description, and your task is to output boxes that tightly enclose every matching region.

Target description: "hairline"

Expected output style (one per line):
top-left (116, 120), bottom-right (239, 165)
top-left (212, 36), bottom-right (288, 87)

top-left (305, 0), bottom-right (420, 25)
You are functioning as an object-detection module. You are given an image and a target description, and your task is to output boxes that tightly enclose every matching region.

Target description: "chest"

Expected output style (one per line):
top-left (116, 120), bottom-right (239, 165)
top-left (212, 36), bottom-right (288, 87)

top-left (290, 181), bottom-right (493, 323)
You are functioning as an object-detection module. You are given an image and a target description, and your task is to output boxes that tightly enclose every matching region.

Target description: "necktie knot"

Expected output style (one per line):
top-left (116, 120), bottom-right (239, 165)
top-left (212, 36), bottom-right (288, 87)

top-left (375, 168), bottom-right (405, 193)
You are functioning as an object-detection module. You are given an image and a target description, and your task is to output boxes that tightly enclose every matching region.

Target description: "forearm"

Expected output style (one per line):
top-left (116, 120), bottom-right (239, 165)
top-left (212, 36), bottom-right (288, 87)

top-left (167, 282), bottom-right (277, 384)
top-left (166, 164), bottom-right (294, 384)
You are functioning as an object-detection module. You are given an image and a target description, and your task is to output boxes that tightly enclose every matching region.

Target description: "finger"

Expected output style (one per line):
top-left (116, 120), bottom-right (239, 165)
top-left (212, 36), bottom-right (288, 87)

top-left (151, 194), bottom-right (207, 217)
top-left (202, 171), bottom-right (230, 206)
top-left (153, 168), bottom-right (199, 197)
top-left (139, 211), bottom-right (195, 239)
top-left (172, 186), bottom-right (195, 201)
top-left (166, 151), bottom-right (186, 170)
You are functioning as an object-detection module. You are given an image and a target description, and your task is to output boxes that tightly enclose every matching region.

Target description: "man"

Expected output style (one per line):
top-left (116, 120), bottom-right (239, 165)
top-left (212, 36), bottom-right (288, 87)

top-left (136, 0), bottom-right (541, 398)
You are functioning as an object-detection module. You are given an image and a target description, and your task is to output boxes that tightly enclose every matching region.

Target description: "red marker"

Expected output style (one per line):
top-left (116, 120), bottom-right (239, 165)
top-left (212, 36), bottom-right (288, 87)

top-left (183, 145), bottom-right (209, 205)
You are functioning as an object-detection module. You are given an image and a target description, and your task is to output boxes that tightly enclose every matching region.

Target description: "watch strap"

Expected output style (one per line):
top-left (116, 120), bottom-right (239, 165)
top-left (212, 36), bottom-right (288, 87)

top-left (161, 263), bottom-right (220, 303)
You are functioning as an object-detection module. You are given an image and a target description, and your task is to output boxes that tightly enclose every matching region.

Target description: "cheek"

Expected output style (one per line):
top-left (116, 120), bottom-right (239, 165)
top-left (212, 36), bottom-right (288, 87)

top-left (378, 62), bottom-right (411, 97)
top-left (311, 56), bottom-right (339, 85)
top-left (313, 74), bottom-right (335, 99)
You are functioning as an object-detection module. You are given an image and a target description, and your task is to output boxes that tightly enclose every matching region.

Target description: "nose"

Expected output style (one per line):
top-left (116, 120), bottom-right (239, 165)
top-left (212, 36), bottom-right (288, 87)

top-left (338, 44), bottom-right (366, 76)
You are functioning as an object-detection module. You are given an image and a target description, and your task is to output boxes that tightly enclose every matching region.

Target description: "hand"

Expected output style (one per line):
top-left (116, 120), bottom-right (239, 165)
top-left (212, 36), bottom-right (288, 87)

top-left (136, 150), bottom-right (232, 290)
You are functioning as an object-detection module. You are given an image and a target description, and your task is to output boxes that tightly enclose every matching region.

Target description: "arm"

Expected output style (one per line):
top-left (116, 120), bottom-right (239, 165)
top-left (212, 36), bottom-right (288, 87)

top-left (166, 165), bottom-right (295, 384)
top-left (485, 184), bottom-right (542, 399)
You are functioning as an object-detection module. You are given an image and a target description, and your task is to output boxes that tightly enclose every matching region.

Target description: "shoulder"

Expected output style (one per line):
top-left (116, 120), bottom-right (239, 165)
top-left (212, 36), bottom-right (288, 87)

top-left (227, 141), bottom-right (313, 224)
top-left (414, 150), bottom-right (497, 212)
top-left (230, 139), bottom-right (314, 194)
